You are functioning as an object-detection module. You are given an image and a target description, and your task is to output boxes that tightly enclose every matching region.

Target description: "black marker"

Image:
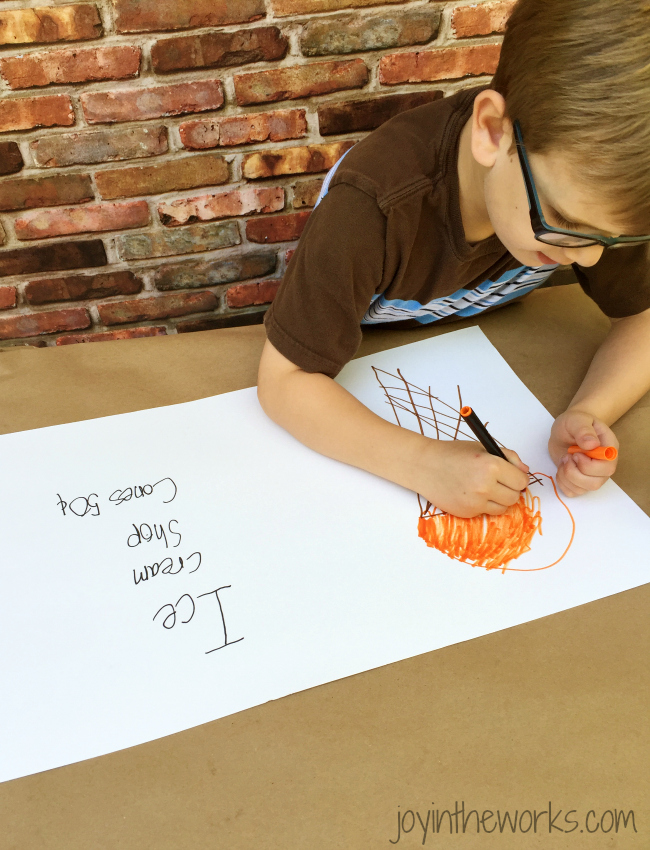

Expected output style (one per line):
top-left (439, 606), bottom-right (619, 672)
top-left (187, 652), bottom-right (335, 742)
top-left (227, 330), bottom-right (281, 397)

top-left (460, 406), bottom-right (508, 461)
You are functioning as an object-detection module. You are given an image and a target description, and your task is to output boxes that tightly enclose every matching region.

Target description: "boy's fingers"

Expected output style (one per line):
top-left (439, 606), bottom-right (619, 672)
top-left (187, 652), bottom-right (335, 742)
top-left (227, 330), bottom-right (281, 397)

top-left (484, 501), bottom-right (510, 516)
top-left (570, 451), bottom-right (616, 478)
top-left (572, 426), bottom-right (600, 450)
top-left (497, 454), bottom-right (530, 491)
top-left (556, 466), bottom-right (586, 497)
top-left (561, 457), bottom-right (607, 492)
top-left (558, 481), bottom-right (586, 498)
top-left (492, 482), bottom-right (525, 507)
top-left (592, 418), bottom-right (618, 445)
top-left (502, 447), bottom-right (529, 472)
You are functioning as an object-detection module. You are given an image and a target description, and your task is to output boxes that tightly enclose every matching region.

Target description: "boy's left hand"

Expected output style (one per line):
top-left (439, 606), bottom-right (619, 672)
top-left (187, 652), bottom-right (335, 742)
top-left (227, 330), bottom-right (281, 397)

top-left (549, 409), bottom-right (619, 497)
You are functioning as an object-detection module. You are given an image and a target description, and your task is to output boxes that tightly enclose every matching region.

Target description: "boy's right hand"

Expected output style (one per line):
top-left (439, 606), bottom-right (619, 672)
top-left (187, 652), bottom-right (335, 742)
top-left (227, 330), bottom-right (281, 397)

top-left (413, 439), bottom-right (530, 518)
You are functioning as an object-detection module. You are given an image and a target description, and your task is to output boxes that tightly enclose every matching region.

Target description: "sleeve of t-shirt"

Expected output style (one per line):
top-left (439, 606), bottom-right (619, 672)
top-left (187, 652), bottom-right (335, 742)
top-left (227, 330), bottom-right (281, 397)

top-left (264, 182), bottom-right (387, 377)
top-left (572, 243), bottom-right (650, 318)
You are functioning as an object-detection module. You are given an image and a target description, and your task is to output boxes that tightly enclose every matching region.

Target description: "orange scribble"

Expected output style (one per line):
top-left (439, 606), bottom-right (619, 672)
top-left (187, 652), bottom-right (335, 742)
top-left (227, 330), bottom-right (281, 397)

top-left (418, 473), bottom-right (575, 573)
top-left (372, 367), bottom-right (576, 573)
top-left (418, 488), bottom-right (541, 572)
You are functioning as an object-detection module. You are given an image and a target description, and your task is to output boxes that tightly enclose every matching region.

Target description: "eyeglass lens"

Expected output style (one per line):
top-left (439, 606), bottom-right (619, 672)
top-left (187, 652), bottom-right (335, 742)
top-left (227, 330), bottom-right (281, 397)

top-left (537, 232), bottom-right (600, 248)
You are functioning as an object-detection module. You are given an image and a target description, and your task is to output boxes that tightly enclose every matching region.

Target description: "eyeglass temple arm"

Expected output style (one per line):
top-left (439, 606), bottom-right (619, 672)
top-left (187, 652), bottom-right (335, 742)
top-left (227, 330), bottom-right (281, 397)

top-left (513, 120), bottom-right (545, 220)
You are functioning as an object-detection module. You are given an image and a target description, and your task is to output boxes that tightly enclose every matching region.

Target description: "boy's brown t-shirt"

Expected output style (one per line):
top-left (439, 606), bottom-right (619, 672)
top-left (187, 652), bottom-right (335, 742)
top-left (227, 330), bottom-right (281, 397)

top-left (264, 86), bottom-right (650, 377)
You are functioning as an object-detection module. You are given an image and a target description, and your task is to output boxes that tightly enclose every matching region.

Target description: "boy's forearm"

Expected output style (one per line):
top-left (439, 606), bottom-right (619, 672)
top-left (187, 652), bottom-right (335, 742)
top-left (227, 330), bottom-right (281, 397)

top-left (566, 308), bottom-right (650, 425)
top-left (258, 344), bottom-right (425, 493)
top-left (258, 339), bottom-right (530, 517)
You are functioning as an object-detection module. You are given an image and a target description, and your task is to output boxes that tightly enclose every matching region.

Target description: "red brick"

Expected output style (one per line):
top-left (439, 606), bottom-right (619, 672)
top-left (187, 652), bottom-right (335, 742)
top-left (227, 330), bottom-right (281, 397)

top-left (98, 291), bottom-right (217, 325)
top-left (451, 1), bottom-right (516, 39)
top-left (301, 9), bottom-right (440, 56)
top-left (56, 326), bottom-right (166, 345)
top-left (285, 249), bottom-right (295, 265)
top-left (271, 0), bottom-right (404, 15)
top-left (246, 211), bottom-right (310, 243)
top-left (116, 221), bottom-right (240, 260)
top-left (379, 44), bottom-right (501, 85)
top-left (154, 252), bottom-right (277, 290)
top-left (25, 270), bottom-right (142, 305)
top-left (180, 109), bottom-right (306, 150)
top-left (0, 46), bottom-right (141, 90)
top-left (0, 141), bottom-right (24, 175)
top-left (0, 307), bottom-right (90, 340)
top-left (243, 140), bottom-right (355, 179)
top-left (0, 240), bottom-right (107, 278)
top-left (0, 6), bottom-right (102, 47)
top-left (15, 201), bottom-right (149, 240)
top-left (0, 286), bottom-right (16, 310)
top-left (175, 310), bottom-right (265, 332)
top-left (0, 174), bottom-right (93, 212)
top-left (95, 154), bottom-right (229, 201)
top-left (151, 27), bottom-right (287, 74)
top-left (159, 187), bottom-right (284, 226)
top-left (81, 80), bottom-right (224, 125)
top-left (31, 126), bottom-right (168, 168)
top-left (226, 278), bottom-right (280, 308)
top-left (318, 90), bottom-right (443, 135)
top-left (113, 0), bottom-right (264, 33)
top-left (0, 94), bottom-right (74, 132)
top-left (292, 178), bottom-right (323, 208)
top-left (234, 59), bottom-right (368, 106)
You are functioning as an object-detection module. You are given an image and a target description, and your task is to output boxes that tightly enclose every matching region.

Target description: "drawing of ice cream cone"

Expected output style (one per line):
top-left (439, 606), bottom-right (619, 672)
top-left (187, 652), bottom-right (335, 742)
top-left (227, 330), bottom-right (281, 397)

top-left (372, 367), bottom-right (575, 573)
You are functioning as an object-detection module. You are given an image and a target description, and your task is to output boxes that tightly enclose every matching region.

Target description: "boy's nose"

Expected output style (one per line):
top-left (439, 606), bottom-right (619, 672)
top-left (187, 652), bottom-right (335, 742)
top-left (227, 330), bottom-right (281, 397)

top-left (563, 244), bottom-right (605, 267)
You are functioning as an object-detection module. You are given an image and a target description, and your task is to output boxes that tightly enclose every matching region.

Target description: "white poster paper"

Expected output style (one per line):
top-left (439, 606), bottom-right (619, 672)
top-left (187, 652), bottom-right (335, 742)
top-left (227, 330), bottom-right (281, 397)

top-left (1, 327), bottom-right (648, 783)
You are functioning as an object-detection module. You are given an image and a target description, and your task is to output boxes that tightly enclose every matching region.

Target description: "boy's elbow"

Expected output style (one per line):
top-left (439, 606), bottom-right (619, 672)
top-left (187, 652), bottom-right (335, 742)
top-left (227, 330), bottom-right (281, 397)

top-left (256, 360), bottom-right (278, 418)
top-left (256, 371), bottom-right (278, 419)
top-left (257, 338), bottom-right (301, 420)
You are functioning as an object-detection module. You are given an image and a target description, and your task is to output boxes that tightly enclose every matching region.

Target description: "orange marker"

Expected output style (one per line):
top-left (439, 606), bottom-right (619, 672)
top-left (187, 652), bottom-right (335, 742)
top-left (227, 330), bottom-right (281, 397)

top-left (567, 445), bottom-right (618, 461)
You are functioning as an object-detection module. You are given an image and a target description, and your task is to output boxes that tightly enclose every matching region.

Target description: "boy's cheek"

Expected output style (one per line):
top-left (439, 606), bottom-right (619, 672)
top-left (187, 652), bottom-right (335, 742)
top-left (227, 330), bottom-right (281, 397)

top-left (485, 197), bottom-right (536, 262)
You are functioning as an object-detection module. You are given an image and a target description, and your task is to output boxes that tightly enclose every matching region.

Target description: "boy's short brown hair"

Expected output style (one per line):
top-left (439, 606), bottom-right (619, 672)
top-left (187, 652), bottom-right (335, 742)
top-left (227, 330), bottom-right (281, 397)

top-left (491, 0), bottom-right (650, 233)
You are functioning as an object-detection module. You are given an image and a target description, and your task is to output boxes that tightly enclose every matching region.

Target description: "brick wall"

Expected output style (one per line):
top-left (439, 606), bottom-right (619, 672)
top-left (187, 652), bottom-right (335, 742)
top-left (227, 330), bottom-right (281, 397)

top-left (0, 0), bottom-right (515, 347)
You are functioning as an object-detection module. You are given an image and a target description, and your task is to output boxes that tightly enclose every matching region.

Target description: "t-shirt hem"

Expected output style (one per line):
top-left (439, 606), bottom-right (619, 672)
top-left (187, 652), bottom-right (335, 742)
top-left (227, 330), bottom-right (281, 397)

top-left (264, 309), bottom-right (345, 377)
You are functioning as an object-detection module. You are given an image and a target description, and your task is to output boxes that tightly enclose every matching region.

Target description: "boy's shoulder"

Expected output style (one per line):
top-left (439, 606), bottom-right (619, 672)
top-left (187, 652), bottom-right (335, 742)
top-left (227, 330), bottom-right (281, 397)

top-left (330, 86), bottom-right (482, 210)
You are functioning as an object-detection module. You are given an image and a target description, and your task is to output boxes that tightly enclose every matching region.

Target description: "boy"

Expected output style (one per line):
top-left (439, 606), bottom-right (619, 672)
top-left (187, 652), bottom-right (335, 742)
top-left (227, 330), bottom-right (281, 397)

top-left (257, 0), bottom-right (650, 518)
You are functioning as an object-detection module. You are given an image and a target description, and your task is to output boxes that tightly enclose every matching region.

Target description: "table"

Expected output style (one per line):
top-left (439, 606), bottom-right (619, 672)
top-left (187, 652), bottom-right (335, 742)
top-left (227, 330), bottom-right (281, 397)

top-left (1, 284), bottom-right (648, 848)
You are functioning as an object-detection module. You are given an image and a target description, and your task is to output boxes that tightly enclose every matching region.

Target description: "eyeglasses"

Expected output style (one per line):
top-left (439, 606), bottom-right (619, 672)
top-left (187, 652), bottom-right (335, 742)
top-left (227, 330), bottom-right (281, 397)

top-left (513, 120), bottom-right (650, 249)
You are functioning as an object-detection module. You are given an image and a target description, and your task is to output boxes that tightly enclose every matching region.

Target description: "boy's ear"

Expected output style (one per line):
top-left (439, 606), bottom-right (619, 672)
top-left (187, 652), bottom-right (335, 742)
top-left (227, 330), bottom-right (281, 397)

top-left (470, 90), bottom-right (511, 168)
